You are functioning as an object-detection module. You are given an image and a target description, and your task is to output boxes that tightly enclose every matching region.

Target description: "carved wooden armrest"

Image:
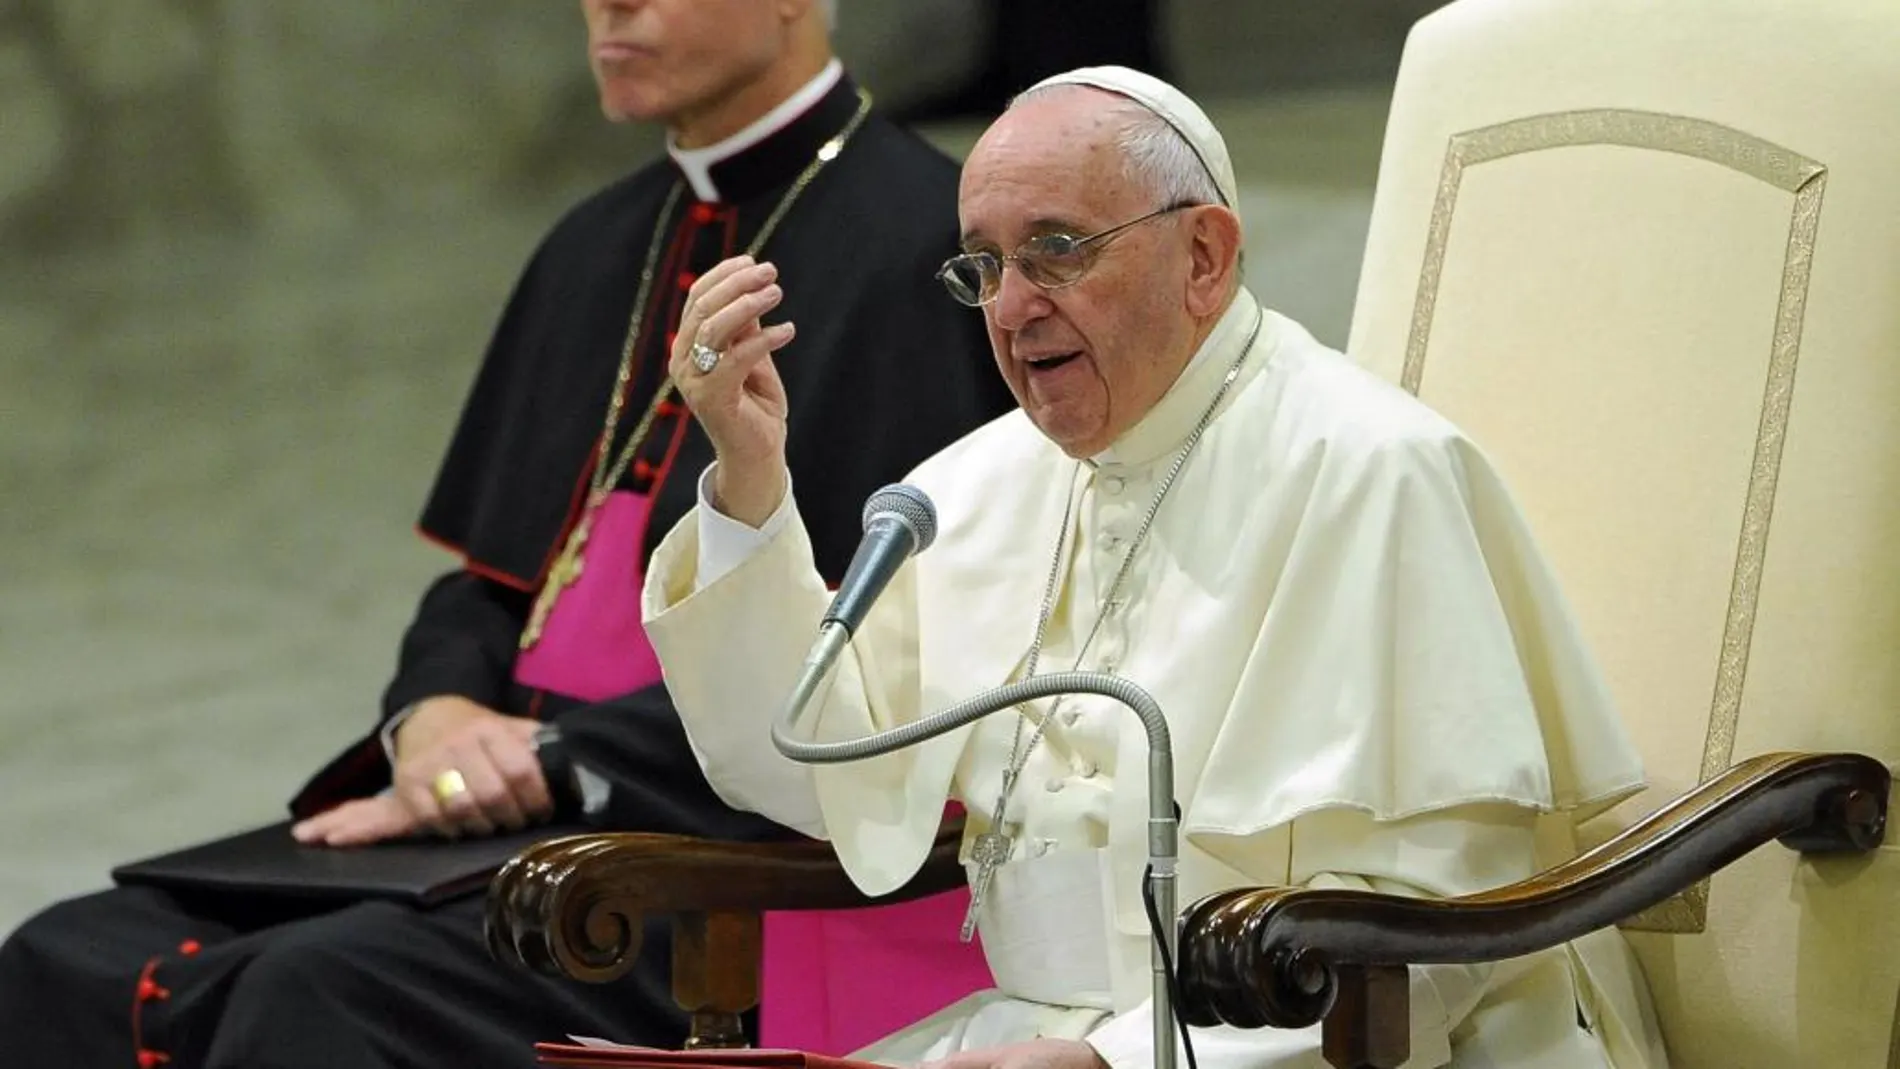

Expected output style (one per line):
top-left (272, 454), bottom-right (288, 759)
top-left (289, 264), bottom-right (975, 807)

top-left (1175, 752), bottom-right (1890, 1069)
top-left (485, 817), bottom-right (966, 1049)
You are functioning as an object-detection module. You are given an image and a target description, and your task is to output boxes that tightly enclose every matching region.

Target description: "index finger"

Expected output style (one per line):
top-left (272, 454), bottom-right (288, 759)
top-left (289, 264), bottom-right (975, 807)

top-left (316, 798), bottom-right (415, 848)
top-left (683, 255), bottom-right (759, 308)
top-left (292, 798), bottom-right (399, 847)
top-left (681, 260), bottom-right (781, 343)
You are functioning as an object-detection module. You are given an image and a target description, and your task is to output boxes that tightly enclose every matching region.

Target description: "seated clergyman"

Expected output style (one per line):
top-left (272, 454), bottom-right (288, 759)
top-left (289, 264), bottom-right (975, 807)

top-left (646, 65), bottom-right (1669, 1069)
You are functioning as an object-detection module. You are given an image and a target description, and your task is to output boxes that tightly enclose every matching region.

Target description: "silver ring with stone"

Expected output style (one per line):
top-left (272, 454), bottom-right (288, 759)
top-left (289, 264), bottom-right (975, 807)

top-left (689, 341), bottom-right (723, 374)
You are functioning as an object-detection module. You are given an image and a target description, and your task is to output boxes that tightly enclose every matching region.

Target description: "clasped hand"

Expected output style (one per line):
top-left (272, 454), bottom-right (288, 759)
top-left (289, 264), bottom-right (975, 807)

top-left (292, 697), bottom-right (553, 847)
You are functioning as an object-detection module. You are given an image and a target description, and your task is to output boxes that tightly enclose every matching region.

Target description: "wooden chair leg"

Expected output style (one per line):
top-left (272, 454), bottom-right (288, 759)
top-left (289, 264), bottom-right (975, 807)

top-left (1320, 964), bottom-right (1411, 1069)
top-left (673, 910), bottom-right (763, 1050)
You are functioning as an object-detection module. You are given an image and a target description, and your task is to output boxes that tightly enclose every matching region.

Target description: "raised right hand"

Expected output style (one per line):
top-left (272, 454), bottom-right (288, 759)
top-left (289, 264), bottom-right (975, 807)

top-left (669, 255), bottom-right (798, 527)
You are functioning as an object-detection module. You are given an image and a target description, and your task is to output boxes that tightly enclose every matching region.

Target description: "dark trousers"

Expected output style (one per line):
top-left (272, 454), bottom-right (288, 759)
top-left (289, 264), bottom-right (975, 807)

top-left (0, 685), bottom-right (788, 1069)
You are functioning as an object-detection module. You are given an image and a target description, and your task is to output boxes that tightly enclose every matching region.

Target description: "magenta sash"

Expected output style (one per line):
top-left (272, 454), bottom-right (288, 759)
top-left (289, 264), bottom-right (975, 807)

top-left (512, 492), bottom-right (665, 701)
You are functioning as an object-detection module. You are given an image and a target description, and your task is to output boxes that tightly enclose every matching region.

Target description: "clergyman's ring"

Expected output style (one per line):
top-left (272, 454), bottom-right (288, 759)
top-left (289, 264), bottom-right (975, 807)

top-left (431, 768), bottom-right (469, 805)
top-left (690, 341), bottom-right (723, 374)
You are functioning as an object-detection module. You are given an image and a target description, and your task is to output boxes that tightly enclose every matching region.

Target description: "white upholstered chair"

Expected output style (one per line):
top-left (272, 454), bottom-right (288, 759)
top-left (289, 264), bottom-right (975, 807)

top-left (1178, 2), bottom-right (1900, 1066)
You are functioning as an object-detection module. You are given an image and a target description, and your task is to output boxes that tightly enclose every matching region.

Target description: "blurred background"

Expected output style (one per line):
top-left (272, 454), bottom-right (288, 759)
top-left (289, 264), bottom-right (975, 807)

top-left (0, 0), bottom-right (1438, 932)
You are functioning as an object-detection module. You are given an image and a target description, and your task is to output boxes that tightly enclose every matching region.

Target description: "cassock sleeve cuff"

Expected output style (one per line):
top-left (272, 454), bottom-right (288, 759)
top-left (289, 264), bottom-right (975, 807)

top-left (1084, 1002), bottom-right (1155, 1069)
top-left (377, 702), bottom-right (425, 770)
top-left (695, 463), bottom-right (795, 592)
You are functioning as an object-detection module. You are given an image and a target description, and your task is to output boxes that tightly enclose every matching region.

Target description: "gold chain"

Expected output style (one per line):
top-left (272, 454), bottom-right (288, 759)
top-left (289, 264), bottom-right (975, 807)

top-left (520, 88), bottom-right (875, 650)
top-left (587, 87), bottom-right (873, 501)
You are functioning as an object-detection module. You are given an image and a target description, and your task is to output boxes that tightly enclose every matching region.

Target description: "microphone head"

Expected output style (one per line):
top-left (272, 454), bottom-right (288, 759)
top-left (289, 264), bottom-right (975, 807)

top-left (862, 483), bottom-right (938, 553)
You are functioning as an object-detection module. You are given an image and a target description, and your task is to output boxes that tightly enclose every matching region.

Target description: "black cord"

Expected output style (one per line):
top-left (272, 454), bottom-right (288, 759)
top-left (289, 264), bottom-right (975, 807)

top-left (1142, 863), bottom-right (1199, 1069)
top-left (1142, 811), bottom-right (1201, 1069)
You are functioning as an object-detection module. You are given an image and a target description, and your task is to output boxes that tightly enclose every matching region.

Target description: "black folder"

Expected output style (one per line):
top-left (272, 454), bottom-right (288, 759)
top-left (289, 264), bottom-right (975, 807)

top-left (112, 820), bottom-right (591, 908)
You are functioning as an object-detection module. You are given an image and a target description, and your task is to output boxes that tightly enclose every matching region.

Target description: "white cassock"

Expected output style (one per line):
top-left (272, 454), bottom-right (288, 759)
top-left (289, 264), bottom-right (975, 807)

top-left (642, 289), bottom-right (1670, 1069)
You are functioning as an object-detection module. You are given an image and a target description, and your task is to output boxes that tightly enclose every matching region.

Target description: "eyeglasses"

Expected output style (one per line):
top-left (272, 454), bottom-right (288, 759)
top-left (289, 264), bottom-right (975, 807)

top-left (935, 203), bottom-right (1195, 308)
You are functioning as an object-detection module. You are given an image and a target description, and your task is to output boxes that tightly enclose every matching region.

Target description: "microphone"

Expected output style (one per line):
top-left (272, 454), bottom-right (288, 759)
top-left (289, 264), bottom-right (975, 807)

top-left (821, 483), bottom-right (937, 635)
top-left (775, 485), bottom-right (938, 750)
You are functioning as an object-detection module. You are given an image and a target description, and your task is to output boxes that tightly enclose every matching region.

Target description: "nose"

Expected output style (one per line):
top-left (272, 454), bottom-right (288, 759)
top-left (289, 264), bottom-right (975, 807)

top-left (989, 261), bottom-right (1051, 333)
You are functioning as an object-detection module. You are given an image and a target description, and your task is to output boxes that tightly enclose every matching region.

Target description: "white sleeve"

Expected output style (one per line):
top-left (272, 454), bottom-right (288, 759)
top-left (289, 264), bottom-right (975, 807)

top-left (694, 463), bottom-right (795, 591)
top-left (643, 489), bottom-right (956, 894)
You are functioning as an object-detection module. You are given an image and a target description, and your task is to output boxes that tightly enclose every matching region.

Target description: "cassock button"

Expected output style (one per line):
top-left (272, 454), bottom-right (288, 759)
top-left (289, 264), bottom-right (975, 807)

top-left (137, 1051), bottom-right (171, 1068)
top-left (677, 270), bottom-right (698, 291)
top-left (633, 459), bottom-right (655, 481)
top-left (656, 400), bottom-right (681, 419)
top-left (177, 940), bottom-right (201, 957)
top-left (689, 203), bottom-right (718, 223)
top-left (1102, 475), bottom-right (1126, 494)
top-left (1044, 777), bottom-right (1066, 793)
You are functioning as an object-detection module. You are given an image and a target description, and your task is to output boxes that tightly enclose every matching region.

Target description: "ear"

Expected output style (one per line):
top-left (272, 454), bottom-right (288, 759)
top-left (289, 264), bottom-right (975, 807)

top-left (1183, 205), bottom-right (1242, 318)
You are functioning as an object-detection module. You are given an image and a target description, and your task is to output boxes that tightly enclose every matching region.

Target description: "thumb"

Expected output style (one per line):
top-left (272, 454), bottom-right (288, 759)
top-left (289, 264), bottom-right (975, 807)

top-left (325, 796), bottom-right (418, 847)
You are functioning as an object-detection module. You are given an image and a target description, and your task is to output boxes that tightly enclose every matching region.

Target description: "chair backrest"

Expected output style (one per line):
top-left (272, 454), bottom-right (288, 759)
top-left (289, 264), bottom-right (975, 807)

top-left (1343, 2), bottom-right (1900, 1065)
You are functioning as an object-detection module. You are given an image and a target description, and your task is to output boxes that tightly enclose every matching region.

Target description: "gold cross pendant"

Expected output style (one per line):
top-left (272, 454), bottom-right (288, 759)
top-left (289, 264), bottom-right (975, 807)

top-left (519, 513), bottom-right (593, 650)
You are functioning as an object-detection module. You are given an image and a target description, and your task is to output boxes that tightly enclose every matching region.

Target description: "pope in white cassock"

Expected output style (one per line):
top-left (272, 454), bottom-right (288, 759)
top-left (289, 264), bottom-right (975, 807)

top-left (646, 66), bottom-right (1670, 1069)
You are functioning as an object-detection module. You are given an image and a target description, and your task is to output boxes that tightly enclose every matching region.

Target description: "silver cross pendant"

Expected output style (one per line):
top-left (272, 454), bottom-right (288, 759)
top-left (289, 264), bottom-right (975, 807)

top-left (960, 826), bottom-right (1015, 942)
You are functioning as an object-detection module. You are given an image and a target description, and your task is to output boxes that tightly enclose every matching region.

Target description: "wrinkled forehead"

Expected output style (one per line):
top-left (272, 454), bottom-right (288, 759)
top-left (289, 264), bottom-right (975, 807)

top-left (958, 89), bottom-right (1144, 238)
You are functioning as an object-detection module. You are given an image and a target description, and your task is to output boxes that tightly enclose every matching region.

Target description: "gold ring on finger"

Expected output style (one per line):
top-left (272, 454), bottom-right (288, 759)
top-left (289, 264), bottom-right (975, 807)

top-left (431, 768), bottom-right (469, 805)
top-left (689, 339), bottom-right (723, 374)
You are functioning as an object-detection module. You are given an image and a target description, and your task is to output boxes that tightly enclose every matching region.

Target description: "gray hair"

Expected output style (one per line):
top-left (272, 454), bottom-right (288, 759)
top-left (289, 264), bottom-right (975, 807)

top-left (1111, 102), bottom-right (1224, 207)
top-left (1010, 84), bottom-right (1223, 208)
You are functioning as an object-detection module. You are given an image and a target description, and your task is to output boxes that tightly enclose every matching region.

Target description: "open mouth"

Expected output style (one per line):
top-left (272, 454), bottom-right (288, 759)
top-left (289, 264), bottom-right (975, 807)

top-left (1024, 351), bottom-right (1083, 372)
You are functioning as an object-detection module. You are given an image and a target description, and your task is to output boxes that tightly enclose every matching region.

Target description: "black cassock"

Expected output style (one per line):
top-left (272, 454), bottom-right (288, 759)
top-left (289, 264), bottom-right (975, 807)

top-left (0, 74), bottom-right (1014, 1069)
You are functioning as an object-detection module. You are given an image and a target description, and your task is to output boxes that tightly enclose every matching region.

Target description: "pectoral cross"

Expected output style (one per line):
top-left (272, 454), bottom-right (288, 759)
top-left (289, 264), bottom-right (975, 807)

top-left (962, 761), bottom-right (1026, 943)
top-left (960, 825), bottom-right (1015, 942)
top-left (519, 511), bottom-right (593, 650)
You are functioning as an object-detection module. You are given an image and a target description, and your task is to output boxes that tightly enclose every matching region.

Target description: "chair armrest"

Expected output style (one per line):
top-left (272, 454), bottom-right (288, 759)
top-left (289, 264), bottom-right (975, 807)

top-left (485, 817), bottom-right (967, 983)
top-left (1176, 751), bottom-right (1889, 1066)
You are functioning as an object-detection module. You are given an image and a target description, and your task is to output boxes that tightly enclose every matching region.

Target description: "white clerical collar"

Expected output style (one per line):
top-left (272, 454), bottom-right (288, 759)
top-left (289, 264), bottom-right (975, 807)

top-left (667, 58), bottom-right (844, 203)
top-left (1091, 289), bottom-right (1271, 468)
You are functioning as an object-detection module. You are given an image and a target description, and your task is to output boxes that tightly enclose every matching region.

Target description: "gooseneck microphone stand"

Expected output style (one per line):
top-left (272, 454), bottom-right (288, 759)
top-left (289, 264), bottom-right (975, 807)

top-left (770, 620), bottom-right (1181, 1069)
